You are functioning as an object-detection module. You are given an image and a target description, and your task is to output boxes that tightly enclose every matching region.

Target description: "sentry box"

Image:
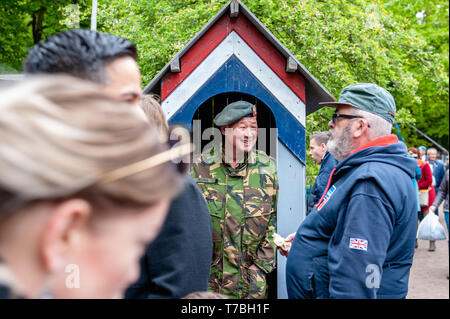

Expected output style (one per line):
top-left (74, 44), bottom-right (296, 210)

top-left (143, 0), bottom-right (333, 299)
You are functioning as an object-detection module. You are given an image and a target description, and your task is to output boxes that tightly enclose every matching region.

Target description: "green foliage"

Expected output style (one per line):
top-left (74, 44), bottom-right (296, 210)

top-left (0, 0), bottom-right (92, 72)
top-left (96, 0), bottom-right (229, 84)
top-left (0, 0), bottom-right (448, 176)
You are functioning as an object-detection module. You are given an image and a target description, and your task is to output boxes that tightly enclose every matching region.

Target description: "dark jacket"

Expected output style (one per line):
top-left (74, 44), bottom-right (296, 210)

top-left (125, 177), bottom-right (212, 299)
top-left (307, 151), bottom-right (338, 215)
top-left (432, 169), bottom-right (449, 211)
top-left (286, 137), bottom-right (417, 299)
top-left (428, 160), bottom-right (445, 189)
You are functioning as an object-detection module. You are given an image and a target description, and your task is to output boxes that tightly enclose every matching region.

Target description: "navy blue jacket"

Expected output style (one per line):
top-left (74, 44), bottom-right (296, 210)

top-left (125, 177), bottom-right (212, 299)
top-left (313, 152), bottom-right (338, 205)
top-left (428, 160), bottom-right (445, 189)
top-left (286, 138), bottom-right (417, 299)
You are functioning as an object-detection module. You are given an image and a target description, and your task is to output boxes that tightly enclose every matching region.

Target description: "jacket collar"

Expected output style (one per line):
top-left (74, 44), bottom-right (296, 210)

top-left (349, 134), bottom-right (399, 157)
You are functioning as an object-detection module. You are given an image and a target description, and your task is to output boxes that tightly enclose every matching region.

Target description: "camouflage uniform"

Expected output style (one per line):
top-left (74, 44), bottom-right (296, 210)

top-left (191, 147), bottom-right (278, 299)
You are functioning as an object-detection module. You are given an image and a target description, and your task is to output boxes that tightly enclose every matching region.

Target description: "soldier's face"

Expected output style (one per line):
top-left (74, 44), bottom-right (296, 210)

top-left (223, 117), bottom-right (258, 154)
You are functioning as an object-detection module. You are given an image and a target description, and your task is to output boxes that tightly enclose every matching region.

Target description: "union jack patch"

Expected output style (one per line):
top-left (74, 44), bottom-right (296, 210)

top-left (349, 238), bottom-right (368, 251)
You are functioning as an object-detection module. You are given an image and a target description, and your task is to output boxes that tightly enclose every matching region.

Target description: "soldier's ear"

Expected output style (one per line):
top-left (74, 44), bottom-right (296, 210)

top-left (220, 125), bottom-right (230, 135)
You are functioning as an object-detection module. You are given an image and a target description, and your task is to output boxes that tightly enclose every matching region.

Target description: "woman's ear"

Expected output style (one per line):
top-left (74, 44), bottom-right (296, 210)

top-left (39, 199), bottom-right (91, 273)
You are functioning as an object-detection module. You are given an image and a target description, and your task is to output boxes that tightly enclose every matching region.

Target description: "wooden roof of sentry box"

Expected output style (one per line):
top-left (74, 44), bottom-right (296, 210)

top-left (143, 0), bottom-right (335, 116)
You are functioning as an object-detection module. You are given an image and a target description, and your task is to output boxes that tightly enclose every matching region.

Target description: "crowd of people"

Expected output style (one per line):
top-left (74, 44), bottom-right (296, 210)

top-left (0, 28), bottom-right (448, 299)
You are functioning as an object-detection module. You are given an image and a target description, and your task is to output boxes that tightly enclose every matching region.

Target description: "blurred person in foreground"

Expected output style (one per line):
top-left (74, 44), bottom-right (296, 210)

top-left (285, 83), bottom-right (417, 299)
top-left (0, 76), bottom-right (189, 298)
top-left (24, 29), bottom-right (212, 298)
top-left (125, 95), bottom-right (212, 298)
top-left (306, 131), bottom-right (338, 216)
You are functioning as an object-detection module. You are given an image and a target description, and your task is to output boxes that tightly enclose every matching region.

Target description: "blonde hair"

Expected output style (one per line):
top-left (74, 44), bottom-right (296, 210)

top-left (0, 75), bottom-right (184, 213)
top-left (182, 291), bottom-right (229, 299)
top-left (139, 94), bottom-right (169, 138)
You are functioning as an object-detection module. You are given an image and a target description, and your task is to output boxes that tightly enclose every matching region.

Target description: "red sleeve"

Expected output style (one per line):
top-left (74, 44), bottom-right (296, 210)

top-left (418, 163), bottom-right (433, 190)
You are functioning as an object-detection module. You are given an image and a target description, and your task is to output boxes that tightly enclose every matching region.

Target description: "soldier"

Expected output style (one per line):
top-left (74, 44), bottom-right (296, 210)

top-left (191, 101), bottom-right (278, 299)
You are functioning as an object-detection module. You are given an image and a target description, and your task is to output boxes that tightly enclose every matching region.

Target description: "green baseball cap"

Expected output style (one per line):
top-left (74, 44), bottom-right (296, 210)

top-left (213, 101), bottom-right (257, 126)
top-left (319, 83), bottom-right (396, 124)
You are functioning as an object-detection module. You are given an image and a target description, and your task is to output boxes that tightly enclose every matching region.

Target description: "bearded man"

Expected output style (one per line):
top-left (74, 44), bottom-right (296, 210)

top-left (284, 83), bottom-right (418, 299)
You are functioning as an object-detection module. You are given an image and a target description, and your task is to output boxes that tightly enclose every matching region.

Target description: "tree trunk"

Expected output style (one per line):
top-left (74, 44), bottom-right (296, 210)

top-left (31, 6), bottom-right (46, 44)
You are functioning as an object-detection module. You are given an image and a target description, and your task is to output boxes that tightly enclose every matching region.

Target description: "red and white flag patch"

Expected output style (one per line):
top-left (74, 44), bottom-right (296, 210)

top-left (349, 238), bottom-right (368, 251)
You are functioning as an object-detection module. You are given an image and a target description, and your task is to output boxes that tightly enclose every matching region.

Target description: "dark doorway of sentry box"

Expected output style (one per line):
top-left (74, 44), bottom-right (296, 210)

top-left (192, 92), bottom-right (277, 162)
top-left (192, 91), bottom-right (278, 299)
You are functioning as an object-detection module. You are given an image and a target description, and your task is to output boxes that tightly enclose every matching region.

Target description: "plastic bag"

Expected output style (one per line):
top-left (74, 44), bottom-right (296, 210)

top-left (417, 212), bottom-right (447, 240)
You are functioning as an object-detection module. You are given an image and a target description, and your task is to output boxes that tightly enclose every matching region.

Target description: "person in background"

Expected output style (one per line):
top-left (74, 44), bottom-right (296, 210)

top-left (408, 147), bottom-right (424, 249)
top-left (409, 148), bottom-right (436, 251)
top-left (429, 168), bottom-right (449, 279)
top-left (0, 76), bottom-right (187, 298)
top-left (418, 146), bottom-right (427, 162)
top-left (285, 83), bottom-right (417, 299)
top-left (427, 148), bottom-right (445, 194)
top-left (306, 131), bottom-right (338, 215)
top-left (407, 149), bottom-right (422, 210)
top-left (125, 95), bottom-right (212, 298)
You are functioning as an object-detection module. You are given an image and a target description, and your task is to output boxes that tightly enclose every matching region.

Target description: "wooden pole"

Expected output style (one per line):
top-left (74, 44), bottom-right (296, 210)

top-left (91, 0), bottom-right (98, 31)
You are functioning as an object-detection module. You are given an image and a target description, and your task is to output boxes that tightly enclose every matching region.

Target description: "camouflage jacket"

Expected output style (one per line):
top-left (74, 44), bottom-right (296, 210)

top-left (191, 148), bottom-right (278, 299)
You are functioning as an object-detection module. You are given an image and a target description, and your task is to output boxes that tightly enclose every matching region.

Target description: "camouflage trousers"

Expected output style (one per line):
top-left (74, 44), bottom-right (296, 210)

top-left (208, 264), bottom-right (268, 299)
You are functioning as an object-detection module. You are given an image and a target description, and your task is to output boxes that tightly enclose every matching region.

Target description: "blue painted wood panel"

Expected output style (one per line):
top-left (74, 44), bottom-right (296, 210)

top-left (276, 142), bottom-right (305, 298)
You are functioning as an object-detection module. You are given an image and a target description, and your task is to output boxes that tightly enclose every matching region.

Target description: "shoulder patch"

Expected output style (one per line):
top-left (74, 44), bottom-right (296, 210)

top-left (349, 238), bottom-right (368, 251)
top-left (317, 185), bottom-right (336, 211)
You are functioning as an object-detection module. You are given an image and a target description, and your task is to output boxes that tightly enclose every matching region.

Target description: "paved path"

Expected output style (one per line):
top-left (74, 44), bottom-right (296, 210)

top-left (407, 206), bottom-right (449, 299)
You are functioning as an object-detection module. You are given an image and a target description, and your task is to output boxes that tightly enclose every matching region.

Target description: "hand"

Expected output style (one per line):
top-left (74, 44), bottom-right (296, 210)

top-left (429, 206), bottom-right (437, 213)
top-left (285, 232), bottom-right (296, 242)
top-left (249, 264), bottom-right (260, 271)
top-left (278, 232), bottom-right (296, 257)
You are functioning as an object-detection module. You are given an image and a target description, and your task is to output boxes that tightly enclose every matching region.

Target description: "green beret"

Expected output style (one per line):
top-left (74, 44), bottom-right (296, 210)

top-left (319, 83), bottom-right (396, 124)
top-left (213, 101), bottom-right (256, 126)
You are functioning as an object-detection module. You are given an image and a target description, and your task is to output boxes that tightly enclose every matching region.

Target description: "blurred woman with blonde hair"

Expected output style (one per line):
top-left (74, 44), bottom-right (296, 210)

top-left (0, 76), bottom-right (190, 298)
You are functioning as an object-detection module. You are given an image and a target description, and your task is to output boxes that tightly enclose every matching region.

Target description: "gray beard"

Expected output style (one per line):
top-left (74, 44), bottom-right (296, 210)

top-left (327, 124), bottom-right (355, 162)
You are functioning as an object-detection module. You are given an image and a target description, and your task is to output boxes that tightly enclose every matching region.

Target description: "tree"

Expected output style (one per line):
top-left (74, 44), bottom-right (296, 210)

top-left (94, 0), bottom-right (448, 183)
top-left (0, 0), bottom-right (92, 73)
top-left (382, 0), bottom-right (449, 151)
top-left (0, 0), bottom-right (447, 173)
